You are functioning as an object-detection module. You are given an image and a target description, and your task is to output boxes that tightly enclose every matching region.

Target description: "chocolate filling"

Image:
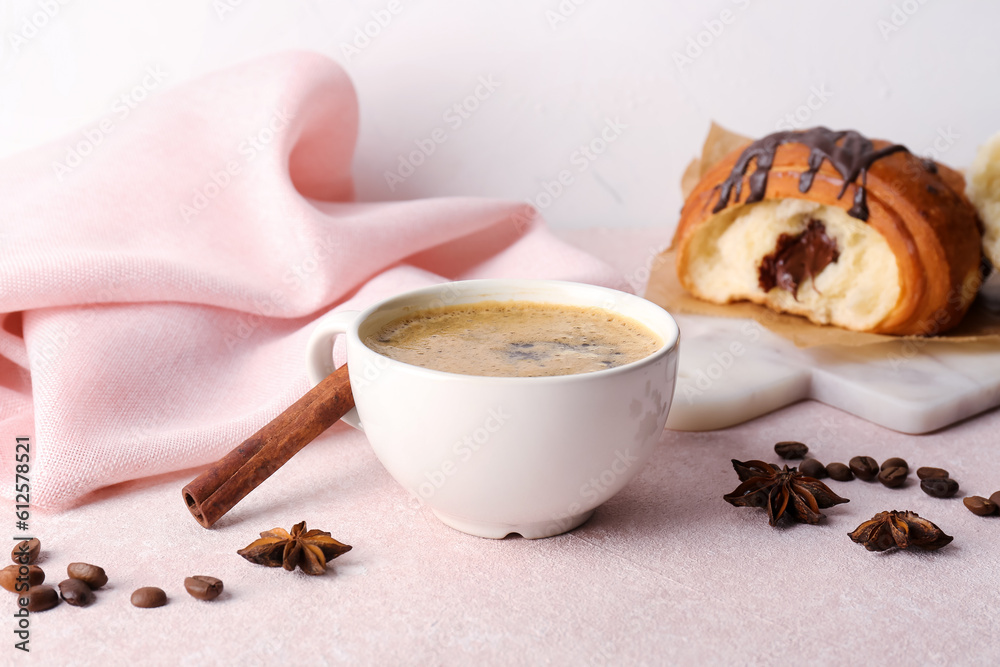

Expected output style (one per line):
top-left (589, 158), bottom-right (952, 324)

top-left (758, 219), bottom-right (840, 298)
top-left (712, 127), bottom-right (909, 221)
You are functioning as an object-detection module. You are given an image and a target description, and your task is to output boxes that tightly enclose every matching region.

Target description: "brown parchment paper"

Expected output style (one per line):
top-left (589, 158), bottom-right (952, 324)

top-left (647, 123), bottom-right (1000, 348)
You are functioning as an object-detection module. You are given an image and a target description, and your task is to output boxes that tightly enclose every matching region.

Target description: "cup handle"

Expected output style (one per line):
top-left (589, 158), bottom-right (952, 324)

top-left (305, 310), bottom-right (363, 431)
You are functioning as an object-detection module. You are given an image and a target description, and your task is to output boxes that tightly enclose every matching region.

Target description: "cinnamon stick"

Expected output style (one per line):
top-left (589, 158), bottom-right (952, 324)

top-left (182, 364), bottom-right (354, 528)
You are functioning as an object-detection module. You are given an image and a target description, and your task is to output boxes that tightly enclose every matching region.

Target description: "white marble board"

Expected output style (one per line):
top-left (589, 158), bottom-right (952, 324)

top-left (666, 314), bottom-right (1000, 435)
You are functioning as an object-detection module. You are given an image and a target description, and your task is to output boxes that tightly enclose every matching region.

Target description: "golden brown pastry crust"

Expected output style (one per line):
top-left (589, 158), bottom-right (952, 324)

top-left (672, 137), bottom-right (983, 335)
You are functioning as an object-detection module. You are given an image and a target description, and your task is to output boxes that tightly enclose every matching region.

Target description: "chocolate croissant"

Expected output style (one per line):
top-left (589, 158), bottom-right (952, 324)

top-left (672, 127), bottom-right (982, 335)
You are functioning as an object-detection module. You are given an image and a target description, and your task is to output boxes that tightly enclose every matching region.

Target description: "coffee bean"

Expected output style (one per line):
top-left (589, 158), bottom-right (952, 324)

top-left (990, 491), bottom-right (1000, 508)
top-left (67, 562), bottom-right (108, 589)
top-left (849, 456), bottom-right (880, 481)
top-left (26, 585), bottom-right (59, 611)
top-left (11, 538), bottom-right (39, 565)
top-left (799, 458), bottom-right (827, 478)
top-left (775, 441), bottom-right (808, 460)
top-left (826, 462), bottom-right (854, 481)
top-left (878, 466), bottom-right (908, 488)
top-left (0, 566), bottom-right (17, 593)
top-left (920, 477), bottom-right (959, 498)
top-left (917, 467), bottom-right (949, 480)
top-left (0, 565), bottom-right (44, 593)
top-left (184, 576), bottom-right (223, 601)
top-left (58, 578), bottom-right (95, 607)
top-left (964, 496), bottom-right (998, 516)
top-left (880, 457), bottom-right (908, 472)
top-left (131, 586), bottom-right (167, 608)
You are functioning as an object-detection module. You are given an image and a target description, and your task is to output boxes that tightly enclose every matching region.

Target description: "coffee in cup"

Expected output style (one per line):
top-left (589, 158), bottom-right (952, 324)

top-left (363, 301), bottom-right (662, 378)
top-left (305, 280), bottom-right (679, 539)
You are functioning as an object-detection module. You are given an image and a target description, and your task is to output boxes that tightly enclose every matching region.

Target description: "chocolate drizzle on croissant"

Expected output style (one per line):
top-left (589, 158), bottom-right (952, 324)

top-left (712, 127), bottom-right (909, 221)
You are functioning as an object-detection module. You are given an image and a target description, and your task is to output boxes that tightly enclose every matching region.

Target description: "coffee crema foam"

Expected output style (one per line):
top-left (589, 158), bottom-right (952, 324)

top-left (363, 300), bottom-right (662, 377)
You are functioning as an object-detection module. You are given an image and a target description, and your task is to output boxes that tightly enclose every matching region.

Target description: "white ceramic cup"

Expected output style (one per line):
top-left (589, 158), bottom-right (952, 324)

top-left (305, 279), bottom-right (679, 539)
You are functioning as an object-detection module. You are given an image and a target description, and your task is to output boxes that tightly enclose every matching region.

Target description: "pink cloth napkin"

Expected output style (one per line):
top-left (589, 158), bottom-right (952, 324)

top-left (0, 51), bottom-right (621, 510)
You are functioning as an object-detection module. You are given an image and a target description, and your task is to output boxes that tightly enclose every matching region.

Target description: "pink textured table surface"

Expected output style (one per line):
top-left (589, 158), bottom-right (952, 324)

top-left (19, 229), bottom-right (1000, 666)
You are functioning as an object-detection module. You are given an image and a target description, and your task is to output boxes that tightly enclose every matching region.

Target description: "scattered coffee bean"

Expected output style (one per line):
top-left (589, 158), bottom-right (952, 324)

top-left (826, 462), bottom-right (854, 482)
top-left (878, 466), bottom-right (908, 488)
top-left (849, 456), bottom-right (879, 481)
top-left (0, 565), bottom-right (44, 593)
top-left (184, 576), bottom-right (223, 601)
top-left (775, 441), bottom-right (808, 460)
top-left (67, 562), bottom-right (108, 589)
top-left (58, 578), bottom-right (95, 607)
top-left (990, 491), bottom-right (1000, 508)
top-left (0, 567), bottom-right (17, 593)
top-left (963, 496), bottom-right (998, 516)
top-left (26, 585), bottom-right (59, 611)
top-left (11, 538), bottom-right (40, 565)
top-left (880, 457), bottom-right (908, 472)
top-left (916, 467), bottom-right (949, 480)
top-left (27, 566), bottom-right (44, 587)
top-left (920, 477), bottom-right (959, 499)
top-left (131, 586), bottom-right (167, 608)
top-left (799, 458), bottom-right (827, 478)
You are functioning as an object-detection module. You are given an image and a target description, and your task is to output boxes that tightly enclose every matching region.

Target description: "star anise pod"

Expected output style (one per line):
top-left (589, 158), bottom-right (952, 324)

top-left (848, 510), bottom-right (953, 552)
top-left (237, 521), bottom-right (352, 575)
top-left (723, 459), bottom-right (849, 526)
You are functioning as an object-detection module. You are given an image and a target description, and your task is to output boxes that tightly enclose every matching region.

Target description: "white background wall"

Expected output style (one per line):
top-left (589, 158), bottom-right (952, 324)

top-left (1, 0), bottom-right (997, 230)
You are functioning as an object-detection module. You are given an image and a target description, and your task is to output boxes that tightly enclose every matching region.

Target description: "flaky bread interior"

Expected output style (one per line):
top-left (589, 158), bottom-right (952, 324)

top-left (968, 130), bottom-right (1000, 268)
top-left (683, 198), bottom-right (901, 331)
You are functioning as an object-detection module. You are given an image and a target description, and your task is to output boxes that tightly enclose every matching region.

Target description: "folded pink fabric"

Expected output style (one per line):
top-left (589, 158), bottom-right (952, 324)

top-left (0, 52), bottom-right (621, 510)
